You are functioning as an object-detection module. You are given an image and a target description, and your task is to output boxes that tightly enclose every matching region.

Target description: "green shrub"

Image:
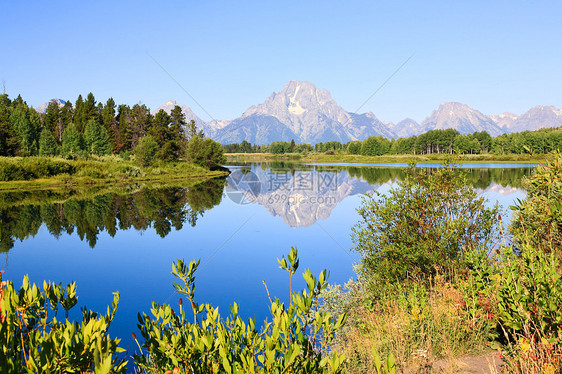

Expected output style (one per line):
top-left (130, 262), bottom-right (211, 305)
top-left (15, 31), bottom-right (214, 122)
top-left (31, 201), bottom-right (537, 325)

top-left (134, 247), bottom-right (347, 373)
top-left (135, 135), bottom-right (159, 167)
top-left (352, 163), bottom-right (500, 283)
top-left (511, 152), bottom-right (562, 252)
top-left (186, 136), bottom-right (226, 170)
top-left (0, 271), bottom-right (127, 373)
top-left (0, 157), bottom-right (74, 181)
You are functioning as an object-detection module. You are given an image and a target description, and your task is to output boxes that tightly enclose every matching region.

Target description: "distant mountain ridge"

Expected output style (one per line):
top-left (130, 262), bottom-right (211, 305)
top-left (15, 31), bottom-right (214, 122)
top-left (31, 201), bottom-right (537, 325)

top-left (36, 81), bottom-right (562, 144)
top-left (195, 81), bottom-right (561, 143)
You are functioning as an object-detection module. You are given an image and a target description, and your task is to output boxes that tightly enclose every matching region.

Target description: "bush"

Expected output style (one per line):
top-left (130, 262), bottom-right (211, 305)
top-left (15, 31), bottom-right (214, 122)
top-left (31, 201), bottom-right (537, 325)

top-left (134, 248), bottom-right (346, 373)
top-left (135, 135), bottom-right (159, 167)
top-left (0, 157), bottom-right (74, 181)
top-left (511, 152), bottom-right (562, 252)
top-left (352, 163), bottom-right (500, 283)
top-left (186, 136), bottom-right (226, 170)
top-left (0, 271), bottom-right (126, 373)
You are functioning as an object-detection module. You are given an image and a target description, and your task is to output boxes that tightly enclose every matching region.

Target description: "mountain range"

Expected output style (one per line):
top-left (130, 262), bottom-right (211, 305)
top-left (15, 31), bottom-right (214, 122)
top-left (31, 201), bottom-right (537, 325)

top-left (39, 81), bottom-right (562, 144)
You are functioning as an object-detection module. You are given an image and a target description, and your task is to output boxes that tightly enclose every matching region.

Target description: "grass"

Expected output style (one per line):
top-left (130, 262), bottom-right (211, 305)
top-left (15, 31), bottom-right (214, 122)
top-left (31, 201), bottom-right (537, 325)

top-left (226, 152), bottom-right (549, 164)
top-left (322, 272), bottom-right (498, 373)
top-left (0, 156), bottom-right (228, 192)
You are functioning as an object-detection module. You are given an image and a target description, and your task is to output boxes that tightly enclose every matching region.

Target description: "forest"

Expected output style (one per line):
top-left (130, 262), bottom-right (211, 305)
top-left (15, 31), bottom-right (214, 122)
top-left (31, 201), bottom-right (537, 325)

top-left (0, 93), bottom-right (203, 161)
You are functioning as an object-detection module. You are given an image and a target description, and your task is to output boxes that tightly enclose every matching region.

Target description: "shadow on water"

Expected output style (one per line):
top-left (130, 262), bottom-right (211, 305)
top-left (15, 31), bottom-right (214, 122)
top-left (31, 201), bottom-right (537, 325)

top-left (0, 177), bottom-right (226, 252)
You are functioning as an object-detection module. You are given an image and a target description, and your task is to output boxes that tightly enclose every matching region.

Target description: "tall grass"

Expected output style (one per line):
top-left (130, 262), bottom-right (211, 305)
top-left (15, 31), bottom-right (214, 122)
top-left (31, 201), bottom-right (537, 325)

top-left (0, 156), bottom-right (221, 183)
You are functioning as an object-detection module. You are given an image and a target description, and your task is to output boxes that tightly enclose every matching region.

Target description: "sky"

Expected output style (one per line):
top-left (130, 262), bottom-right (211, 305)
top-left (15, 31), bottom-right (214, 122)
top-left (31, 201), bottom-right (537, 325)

top-left (1, 0), bottom-right (561, 123)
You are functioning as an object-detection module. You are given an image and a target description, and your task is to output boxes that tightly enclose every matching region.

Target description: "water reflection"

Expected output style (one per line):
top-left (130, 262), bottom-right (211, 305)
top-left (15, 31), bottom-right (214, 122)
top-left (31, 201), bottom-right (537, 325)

top-left (0, 178), bottom-right (226, 252)
top-left (225, 163), bottom-right (534, 227)
top-left (0, 164), bottom-right (535, 251)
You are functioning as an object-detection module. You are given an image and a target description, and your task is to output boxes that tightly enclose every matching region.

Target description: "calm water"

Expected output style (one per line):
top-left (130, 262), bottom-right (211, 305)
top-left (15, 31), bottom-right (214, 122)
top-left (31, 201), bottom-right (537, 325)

top-left (0, 163), bottom-right (534, 361)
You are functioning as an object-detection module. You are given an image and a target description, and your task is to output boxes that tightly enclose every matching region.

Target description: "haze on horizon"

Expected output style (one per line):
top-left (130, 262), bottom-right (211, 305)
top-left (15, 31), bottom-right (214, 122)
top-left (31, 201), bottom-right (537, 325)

top-left (1, 0), bottom-right (560, 124)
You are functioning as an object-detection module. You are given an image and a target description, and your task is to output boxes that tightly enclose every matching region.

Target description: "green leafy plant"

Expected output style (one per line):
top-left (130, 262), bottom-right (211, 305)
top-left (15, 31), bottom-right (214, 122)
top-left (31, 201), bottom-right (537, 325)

top-left (352, 162), bottom-right (500, 283)
top-left (134, 247), bottom-right (347, 373)
top-left (511, 151), bottom-right (562, 252)
top-left (0, 270), bottom-right (126, 373)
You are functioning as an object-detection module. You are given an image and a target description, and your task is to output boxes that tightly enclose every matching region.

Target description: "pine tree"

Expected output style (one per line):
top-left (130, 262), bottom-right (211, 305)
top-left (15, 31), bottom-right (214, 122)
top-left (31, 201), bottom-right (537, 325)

top-left (11, 105), bottom-right (38, 156)
top-left (170, 105), bottom-right (186, 142)
top-left (60, 101), bottom-right (73, 140)
top-left (0, 94), bottom-right (17, 156)
top-left (39, 127), bottom-right (59, 156)
top-left (150, 109), bottom-right (171, 146)
top-left (129, 104), bottom-right (151, 148)
top-left (44, 100), bottom-right (62, 140)
top-left (101, 98), bottom-right (117, 150)
top-left (84, 119), bottom-right (111, 156)
top-left (186, 119), bottom-right (197, 140)
top-left (83, 92), bottom-right (98, 124)
top-left (116, 104), bottom-right (131, 152)
top-left (73, 95), bottom-right (85, 133)
top-left (62, 123), bottom-right (83, 156)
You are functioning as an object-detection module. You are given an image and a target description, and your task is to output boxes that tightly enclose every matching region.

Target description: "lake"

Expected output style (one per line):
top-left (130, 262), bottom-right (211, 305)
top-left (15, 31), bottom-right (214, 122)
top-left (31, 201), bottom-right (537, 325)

top-left (0, 162), bottom-right (535, 363)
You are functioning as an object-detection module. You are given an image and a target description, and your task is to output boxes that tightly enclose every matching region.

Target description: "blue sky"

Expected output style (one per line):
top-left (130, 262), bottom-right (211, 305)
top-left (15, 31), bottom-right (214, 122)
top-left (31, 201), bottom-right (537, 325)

top-left (1, 0), bottom-right (560, 123)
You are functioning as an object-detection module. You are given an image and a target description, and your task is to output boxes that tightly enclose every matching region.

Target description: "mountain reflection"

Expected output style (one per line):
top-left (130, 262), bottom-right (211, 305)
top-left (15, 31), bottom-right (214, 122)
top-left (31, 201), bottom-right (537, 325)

top-left (0, 178), bottom-right (226, 252)
top-left (225, 163), bottom-right (533, 228)
top-left (0, 164), bottom-right (534, 251)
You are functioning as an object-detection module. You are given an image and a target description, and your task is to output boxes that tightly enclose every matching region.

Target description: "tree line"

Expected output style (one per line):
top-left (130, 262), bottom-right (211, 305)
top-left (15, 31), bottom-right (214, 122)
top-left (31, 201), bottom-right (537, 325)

top-left (0, 93), bottom-right (214, 165)
top-left (223, 127), bottom-right (562, 155)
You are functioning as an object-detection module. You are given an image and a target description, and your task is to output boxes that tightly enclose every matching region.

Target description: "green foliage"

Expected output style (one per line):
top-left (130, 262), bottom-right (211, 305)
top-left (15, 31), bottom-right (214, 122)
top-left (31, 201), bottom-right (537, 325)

top-left (158, 140), bottom-right (182, 162)
top-left (496, 245), bottom-right (562, 340)
top-left (352, 163), bottom-right (500, 282)
top-left (135, 135), bottom-right (159, 167)
top-left (361, 136), bottom-right (391, 156)
top-left (62, 123), bottom-right (84, 157)
top-left (85, 119), bottom-right (112, 156)
top-left (0, 157), bottom-right (74, 181)
top-left (134, 247), bottom-right (347, 374)
top-left (346, 141), bottom-right (362, 155)
top-left (38, 127), bottom-right (59, 156)
top-left (187, 136), bottom-right (226, 169)
top-left (511, 152), bottom-right (562, 251)
top-left (0, 271), bottom-right (126, 373)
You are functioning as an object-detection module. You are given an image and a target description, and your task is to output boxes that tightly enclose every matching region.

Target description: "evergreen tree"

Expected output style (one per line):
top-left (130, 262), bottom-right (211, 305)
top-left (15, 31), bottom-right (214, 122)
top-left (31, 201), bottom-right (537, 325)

top-left (116, 104), bottom-right (131, 152)
top-left (62, 123), bottom-right (83, 156)
top-left (39, 127), bottom-right (59, 156)
top-left (150, 109), bottom-right (171, 146)
top-left (83, 92), bottom-right (98, 124)
top-left (101, 98), bottom-right (117, 150)
top-left (73, 95), bottom-right (86, 133)
top-left (11, 105), bottom-right (38, 155)
top-left (186, 119), bottom-right (197, 139)
top-left (43, 100), bottom-right (62, 140)
top-left (170, 105), bottom-right (186, 142)
top-left (84, 119), bottom-right (112, 156)
top-left (59, 101), bottom-right (73, 140)
top-left (129, 104), bottom-right (151, 148)
top-left (0, 94), bottom-right (17, 156)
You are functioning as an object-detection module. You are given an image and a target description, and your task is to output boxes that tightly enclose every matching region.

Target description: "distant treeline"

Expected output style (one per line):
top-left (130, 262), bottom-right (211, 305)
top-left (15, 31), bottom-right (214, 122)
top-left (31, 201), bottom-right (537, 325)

top-left (0, 93), bottom-right (200, 160)
top-left (223, 127), bottom-right (562, 155)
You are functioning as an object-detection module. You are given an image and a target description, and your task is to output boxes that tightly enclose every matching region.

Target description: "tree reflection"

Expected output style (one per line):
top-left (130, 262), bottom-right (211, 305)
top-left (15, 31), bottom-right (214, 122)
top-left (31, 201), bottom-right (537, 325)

top-left (0, 178), bottom-right (226, 252)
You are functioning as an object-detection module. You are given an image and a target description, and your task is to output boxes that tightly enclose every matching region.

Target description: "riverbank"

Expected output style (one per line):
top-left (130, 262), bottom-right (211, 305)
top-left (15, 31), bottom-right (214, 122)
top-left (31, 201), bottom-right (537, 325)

top-left (0, 156), bottom-right (228, 193)
top-left (226, 152), bottom-right (549, 164)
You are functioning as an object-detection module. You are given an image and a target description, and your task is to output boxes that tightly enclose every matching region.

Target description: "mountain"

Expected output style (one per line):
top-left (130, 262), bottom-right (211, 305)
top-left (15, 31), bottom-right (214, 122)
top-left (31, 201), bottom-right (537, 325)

top-left (505, 106), bottom-right (562, 133)
top-left (154, 83), bottom-right (561, 143)
top-left (213, 81), bottom-right (394, 144)
top-left (36, 99), bottom-right (66, 113)
top-left (389, 118), bottom-right (422, 138)
top-left (420, 102), bottom-right (504, 137)
top-left (154, 99), bottom-right (204, 125)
